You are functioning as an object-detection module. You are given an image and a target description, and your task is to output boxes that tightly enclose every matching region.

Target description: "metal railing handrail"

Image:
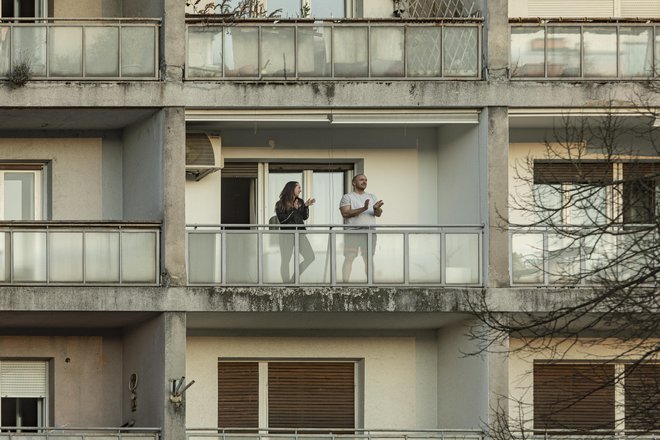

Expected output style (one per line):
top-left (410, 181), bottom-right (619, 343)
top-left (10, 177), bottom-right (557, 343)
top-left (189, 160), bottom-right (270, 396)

top-left (186, 17), bottom-right (484, 24)
top-left (0, 427), bottom-right (161, 431)
top-left (187, 428), bottom-right (485, 433)
top-left (0, 17), bottom-right (161, 23)
top-left (188, 224), bottom-right (485, 229)
top-left (0, 220), bottom-right (161, 229)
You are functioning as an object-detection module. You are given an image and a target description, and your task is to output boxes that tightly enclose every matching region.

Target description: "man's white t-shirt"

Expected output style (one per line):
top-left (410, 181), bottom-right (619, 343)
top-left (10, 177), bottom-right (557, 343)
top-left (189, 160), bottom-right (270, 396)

top-left (339, 192), bottom-right (378, 226)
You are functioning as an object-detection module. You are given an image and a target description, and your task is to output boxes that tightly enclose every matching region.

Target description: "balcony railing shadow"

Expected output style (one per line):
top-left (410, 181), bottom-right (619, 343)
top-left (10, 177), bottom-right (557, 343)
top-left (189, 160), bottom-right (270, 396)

top-left (0, 18), bottom-right (159, 80)
top-left (0, 221), bottom-right (160, 286)
top-left (187, 224), bottom-right (483, 287)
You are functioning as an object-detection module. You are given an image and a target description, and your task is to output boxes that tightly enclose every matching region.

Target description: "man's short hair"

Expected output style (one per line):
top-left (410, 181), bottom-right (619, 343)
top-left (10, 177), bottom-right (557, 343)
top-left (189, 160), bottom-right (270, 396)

top-left (352, 173), bottom-right (366, 185)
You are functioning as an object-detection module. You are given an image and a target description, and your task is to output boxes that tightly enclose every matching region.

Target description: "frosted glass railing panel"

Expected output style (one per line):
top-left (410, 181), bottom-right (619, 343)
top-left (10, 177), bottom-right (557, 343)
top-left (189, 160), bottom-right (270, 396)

top-left (409, 233), bottom-right (441, 283)
top-left (49, 232), bottom-right (84, 282)
top-left (442, 26), bottom-right (478, 77)
top-left (583, 27), bottom-right (617, 77)
top-left (370, 27), bottom-right (404, 77)
top-left (510, 27), bottom-right (544, 77)
top-left (121, 26), bottom-right (156, 77)
top-left (225, 233), bottom-right (258, 283)
top-left (547, 234), bottom-right (580, 284)
top-left (49, 27), bottom-right (82, 76)
top-left (121, 232), bottom-right (157, 283)
top-left (188, 233), bottom-right (221, 284)
top-left (656, 27), bottom-right (660, 73)
top-left (12, 26), bottom-right (47, 76)
top-left (297, 26), bottom-right (332, 77)
top-left (445, 233), bottom-right (479, 284)
top-left (85, 232), bottom-right (120, 283)
top-left (187, 26), bottom-right (223, 78)
top-left (547, 27), bottom-right (580, 77)
top-left (406, 27), bottom-right (442, 77)
top-left (188, 226), bottom-right (483, 286)
top-left (373, 233), bottom-right (404, 283)
top-left (0, 27), bottom-right (9, 76)
top-left (0, 233), bottom-right (8, 282)
top-left (85, 26), bottom-right (119, 77)
top-left (512, 24), bottom-right (659, 79)
top-left (511, 233), bottom-right (544, 284)
top-left (260, 26), bottom-right (295, 77)
top-left (583, 233), bottom-right (618, 282)
top-left (224, 27), bottom-right (259, 77)
top-left (335, 232), bottom-right (368, 284)
top-left (619, 27), bottom-right (653, 77)
top-left (333, 27), bottom-right (368, 77)
top-left (13, 232), bottom-right (47, 282)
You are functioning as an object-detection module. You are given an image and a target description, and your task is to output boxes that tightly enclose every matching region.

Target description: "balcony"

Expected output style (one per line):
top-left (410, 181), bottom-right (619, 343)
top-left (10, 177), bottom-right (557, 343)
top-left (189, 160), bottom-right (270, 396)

top-left (0, 427), bottom-right (160, 440)
top-left (187, 225), bottom-right (483, 287)
top-left (510, 22), bottom-right (659, 79)
top-left (186, 429), bottom-right (485, 440)
top-left (0, 18), bottom-right (159, 80)
top-left (510, 226), bottom-right (658, 286)
top-left (185, 20), bottom-right (482, 80)
top-left (0, 222), bottom-right (160, 286)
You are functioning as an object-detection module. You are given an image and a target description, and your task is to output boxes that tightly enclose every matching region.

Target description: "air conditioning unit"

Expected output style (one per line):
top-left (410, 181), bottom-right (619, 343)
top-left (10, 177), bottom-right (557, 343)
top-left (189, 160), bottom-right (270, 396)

top-left (185, 133), bottom-right (223, 181)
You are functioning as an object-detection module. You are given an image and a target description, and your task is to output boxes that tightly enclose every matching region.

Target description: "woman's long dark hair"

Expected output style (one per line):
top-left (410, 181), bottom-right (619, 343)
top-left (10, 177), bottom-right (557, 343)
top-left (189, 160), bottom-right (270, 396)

top-left (277, 181), bottom-right (299, 211)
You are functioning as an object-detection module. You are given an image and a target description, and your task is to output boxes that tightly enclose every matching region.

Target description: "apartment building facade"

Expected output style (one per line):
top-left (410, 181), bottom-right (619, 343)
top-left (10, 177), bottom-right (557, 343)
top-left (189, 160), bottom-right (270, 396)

top-left (0, 0), bottom-right (658, 439)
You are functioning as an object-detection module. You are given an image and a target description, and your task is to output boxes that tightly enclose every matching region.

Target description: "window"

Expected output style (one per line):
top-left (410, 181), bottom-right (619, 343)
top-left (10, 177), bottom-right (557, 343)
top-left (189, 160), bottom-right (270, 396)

top-left (0, 164), bottom-right (45, 220)
top-left (218, 360), bottom-right (357, 430)
top-left (622, 163), bottom-right (660, 224)
top-left (0, 361), bottom-right (48, 431)
top-left (533, 362), bottom-right (660, 433)
top-left (533, 161), bottom-right (613, 225)
top-left (221, 162), bottom-right (352, 225)
top-left (0, 0), bottom-right (48, 18)
top-left (267, 0), bottom-right (347, 18)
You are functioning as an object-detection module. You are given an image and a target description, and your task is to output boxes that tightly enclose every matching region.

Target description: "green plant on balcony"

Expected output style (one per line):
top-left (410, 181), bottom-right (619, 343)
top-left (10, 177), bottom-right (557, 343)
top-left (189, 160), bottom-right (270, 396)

top-left (186, 0), bottom-right (281, 18)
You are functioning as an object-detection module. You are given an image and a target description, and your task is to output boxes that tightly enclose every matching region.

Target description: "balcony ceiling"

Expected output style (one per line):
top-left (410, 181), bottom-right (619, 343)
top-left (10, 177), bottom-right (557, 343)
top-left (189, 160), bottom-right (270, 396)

top-left (0, 311), bottom-right (159, 334)
top-left (0, 108), bottom-right (159, 130)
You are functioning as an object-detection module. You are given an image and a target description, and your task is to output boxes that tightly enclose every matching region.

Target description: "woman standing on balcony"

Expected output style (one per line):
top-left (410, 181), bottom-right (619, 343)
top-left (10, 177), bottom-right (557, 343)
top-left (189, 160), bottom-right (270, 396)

top-left (275, 181), bottom-right (316, 283)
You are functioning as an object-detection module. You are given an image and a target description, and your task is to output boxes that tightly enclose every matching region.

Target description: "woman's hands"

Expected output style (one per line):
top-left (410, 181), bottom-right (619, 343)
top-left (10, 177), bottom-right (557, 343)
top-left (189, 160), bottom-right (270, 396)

top-left (305, 198), bottom-right (316, 207)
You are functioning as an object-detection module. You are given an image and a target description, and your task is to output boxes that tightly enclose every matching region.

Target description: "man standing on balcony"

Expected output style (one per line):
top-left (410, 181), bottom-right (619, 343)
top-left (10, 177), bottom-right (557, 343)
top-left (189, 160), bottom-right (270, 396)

top-left (339, 174), bottom-right (384, 283)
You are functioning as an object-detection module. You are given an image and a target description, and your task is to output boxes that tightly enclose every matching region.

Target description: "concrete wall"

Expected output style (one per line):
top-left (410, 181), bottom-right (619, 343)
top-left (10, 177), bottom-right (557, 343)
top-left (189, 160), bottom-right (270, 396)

top-left (102, 134), bottom-right (124, 220)
top-left (186, 171), bottom-right (221, 224)
top-left (52, 0), bottom-right (122, 17)
top-left (186, 335), bottom-right (437, 429)
top-left (122, 113), bottom-right (164, 221)
top-left (0, 138), bottom-right (103, 220)
top-left (121, 0), bottom-right (162, 17)
top-left (436, 125), bottom-right (483, 225)
top-left (0, 335), bottom-right (123, 427)
top-left (436, 321), bottom-right (489, 430)
top-left (122, 316), bottom-right (166, 428)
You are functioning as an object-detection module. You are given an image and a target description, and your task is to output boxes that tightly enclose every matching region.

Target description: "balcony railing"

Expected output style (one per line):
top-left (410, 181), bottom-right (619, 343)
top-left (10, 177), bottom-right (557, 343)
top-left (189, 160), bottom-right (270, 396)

top-left (510, 226), bottom-right (658, 286)
top-left (0, 222), bottom-right (160, 286)
top-left (186, 428), bottom-right (485, 440)
top-left (187, 224), bottom-right (483, 286)
top-left (185, 20), bottom-right (482, 80)
top-left (0, 427), bottom-right (160, 440)
top-left (510, 22), bottom-right (660, 79)
top-left (0, 18), bottom-right (159, 80)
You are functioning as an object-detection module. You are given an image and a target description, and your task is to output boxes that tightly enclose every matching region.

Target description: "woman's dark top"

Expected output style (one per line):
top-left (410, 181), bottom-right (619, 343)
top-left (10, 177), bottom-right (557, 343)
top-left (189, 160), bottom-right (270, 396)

top-left (275, 197), bottom-right (309, 228)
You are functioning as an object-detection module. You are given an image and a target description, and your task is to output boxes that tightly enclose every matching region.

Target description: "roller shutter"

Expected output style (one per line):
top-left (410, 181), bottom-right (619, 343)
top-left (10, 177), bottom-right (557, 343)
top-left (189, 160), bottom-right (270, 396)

top-left (527, 0), bottom-right (614, 17)
top-left (624, 364), bottom-right (660, 431)
top-left (0, 361), bottom-right (47, 398)
top-left (534, 363), bottom-right (615, 432)
top-left (217, 362), bottom-right (259, 428)
top-left (534, 162), bottom-right (613, 185)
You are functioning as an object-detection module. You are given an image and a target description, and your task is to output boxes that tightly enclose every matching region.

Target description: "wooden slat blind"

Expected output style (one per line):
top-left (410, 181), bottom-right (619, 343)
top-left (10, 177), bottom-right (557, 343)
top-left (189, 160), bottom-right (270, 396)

top-left (534, 162), bottom-right (613, 185)
top-left (622, 162), bottom-right (660, 180)
top-left (624, 364), bottom-right (660, 431)
top-left (218, 362), bottom-right (259, 428)
top-left (534, 363), bottom-right (615, 432)
top-left (222, 162), bottom-right (258, 178)
top-left (268, 163), bottom-right (354, 172)
top-left (268, 362), bottom-right (355, 430)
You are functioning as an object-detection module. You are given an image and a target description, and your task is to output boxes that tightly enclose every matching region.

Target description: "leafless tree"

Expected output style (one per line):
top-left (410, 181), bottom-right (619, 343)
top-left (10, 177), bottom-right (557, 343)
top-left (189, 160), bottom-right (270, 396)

top-left (185, 0), bottom-right (282, 18)
top-left (468, 89), bottom-right (660, 438)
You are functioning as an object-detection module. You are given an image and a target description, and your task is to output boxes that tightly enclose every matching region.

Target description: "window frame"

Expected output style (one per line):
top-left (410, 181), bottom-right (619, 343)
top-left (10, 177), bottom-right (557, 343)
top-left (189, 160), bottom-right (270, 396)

top-left (0, 165), bottom-right (45, 221)
top-left (0, 360), bottom-right (49, 431)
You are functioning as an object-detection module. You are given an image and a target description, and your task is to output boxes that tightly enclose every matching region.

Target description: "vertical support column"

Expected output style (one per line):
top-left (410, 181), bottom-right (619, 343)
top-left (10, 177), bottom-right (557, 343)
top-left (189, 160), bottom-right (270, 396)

top-left (163, 312), bottom-right (187, 440)
top-left (163, 107), bottom-right (187, 286)
top-left (485, 0), bottom-right (509, 80)
top-left (487, 327), bottom-right (510, 435)
top-left (161, 0), bottom-right (186, 81)
top-left (482, 107), bottom-right (509, 287)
